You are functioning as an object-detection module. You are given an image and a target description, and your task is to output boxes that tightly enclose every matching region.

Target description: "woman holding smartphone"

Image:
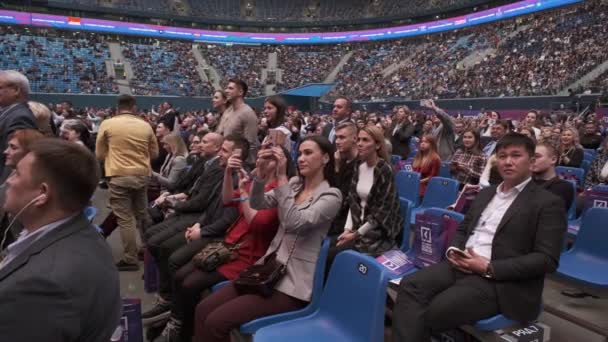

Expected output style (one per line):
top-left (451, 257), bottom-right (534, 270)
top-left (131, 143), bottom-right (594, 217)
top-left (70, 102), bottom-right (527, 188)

top-left (263, 96), bottom-right (291, 151)
top-left (192, 136), bottom-right (341, 342)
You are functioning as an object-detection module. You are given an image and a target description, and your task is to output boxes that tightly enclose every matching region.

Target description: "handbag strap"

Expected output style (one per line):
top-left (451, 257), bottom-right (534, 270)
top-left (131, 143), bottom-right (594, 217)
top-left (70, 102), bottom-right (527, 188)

top-left (282, 227), bottom-right (303, 268)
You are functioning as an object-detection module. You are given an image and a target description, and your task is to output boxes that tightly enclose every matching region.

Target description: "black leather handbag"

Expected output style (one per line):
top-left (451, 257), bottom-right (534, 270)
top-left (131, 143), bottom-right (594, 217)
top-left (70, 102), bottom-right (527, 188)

top-left (233, 229), bottom-right (301, 298)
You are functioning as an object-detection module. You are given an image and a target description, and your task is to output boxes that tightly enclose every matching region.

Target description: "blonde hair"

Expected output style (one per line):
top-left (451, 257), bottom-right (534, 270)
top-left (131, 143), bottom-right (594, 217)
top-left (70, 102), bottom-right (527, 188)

top-left (28, 101), bottom-right (53, 136)
top-left (359, 125), bottom-right (389, 162)
top-left (162, 133), bottom-right (188, 157)
top-left (560, 127), bottom-right (582, 150)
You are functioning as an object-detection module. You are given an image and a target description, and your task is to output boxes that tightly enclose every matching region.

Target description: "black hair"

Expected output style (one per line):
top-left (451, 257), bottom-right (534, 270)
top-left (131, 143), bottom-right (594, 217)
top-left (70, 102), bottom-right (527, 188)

top-left (495, 133), bottom-right (535, 157)
top-left (297, 135), bottom-right (335, 187)
top-left (117, 94), bottom-right (136, 110)
top-left (228, 78), bottom-right (248, 98)
top-left (264, 95), bottom-right (287, 129)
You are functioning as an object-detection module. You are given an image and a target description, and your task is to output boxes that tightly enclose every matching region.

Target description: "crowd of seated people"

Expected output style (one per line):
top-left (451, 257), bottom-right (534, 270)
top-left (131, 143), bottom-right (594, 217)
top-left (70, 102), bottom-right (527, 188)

top-left (122, 40), bottom-right (214, 96)
top-left (0, 25), bottom-right (117, 94)
top-left (3, 0), bottom-right (608, 99)
top-left (2, 67), bottom-right (607, 341)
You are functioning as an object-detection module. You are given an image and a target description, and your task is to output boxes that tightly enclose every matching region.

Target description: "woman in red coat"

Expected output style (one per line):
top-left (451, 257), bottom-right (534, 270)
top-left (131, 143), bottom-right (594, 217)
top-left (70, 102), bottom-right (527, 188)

top-left (412, 134), bottom-right (441, 196)
top-left (155, 147), bottom-right (293, 341)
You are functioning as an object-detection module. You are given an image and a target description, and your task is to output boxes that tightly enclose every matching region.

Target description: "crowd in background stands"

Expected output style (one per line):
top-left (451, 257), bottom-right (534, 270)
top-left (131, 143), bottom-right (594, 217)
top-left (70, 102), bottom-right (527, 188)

top-left (122, 40), bottom-right (214, 96)
top-left (2, 0), bottom-right (608, 100)
top-left (0, 25), bottom-right (117, 94)
top-left (64, 0), bottom-right (487, 22)
top-left (2, 65), bottom-right (607, 340)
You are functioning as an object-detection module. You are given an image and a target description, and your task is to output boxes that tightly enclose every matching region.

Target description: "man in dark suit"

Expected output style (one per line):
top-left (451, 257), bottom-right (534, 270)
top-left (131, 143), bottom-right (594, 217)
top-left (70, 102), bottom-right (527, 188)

top-left (0, 70), bottom-right (38, 181)
top-left (0, 139), bottom-right (121, 341)
top-left (322, 96), bottom-right (352, 144)
top-left (392, 133), bottom-right (566, 341)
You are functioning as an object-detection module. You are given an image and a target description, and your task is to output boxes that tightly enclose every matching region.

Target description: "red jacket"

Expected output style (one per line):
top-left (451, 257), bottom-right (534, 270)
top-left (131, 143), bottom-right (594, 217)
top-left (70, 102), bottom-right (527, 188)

top-left (217, 180), bottom-right (279, 279)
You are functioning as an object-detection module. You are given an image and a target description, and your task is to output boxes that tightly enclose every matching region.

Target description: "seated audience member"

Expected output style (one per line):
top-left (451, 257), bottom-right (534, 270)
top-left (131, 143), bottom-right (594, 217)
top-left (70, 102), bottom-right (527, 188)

top-left (392, 133), bottom-right (567, 341)
top-left (479, 154), bottom-right (503, 188)
top-left (538, 126), bottom-right (554, 144)
top-left (329, 122), bottom-right (358, 239)
top-left (584, 137), bottom-right (608, 189)
top-left (0, 139), bottom-right (121, 341)
top-left (329, 125), bottom-right (402, 267)
top-left (557, 127), bottom-right (584, 167)
top-left (518, 127), bottom-right (536, 142)
top-left (61, 119), bottom-right (93, 150)
top-left (186, 132), bottom-right (203, 165)
top-left (27, 101), bottom-right (55, 136)
top-left (153, 133), bottom-right (188, 192)
top-left (523, 110), bottom-right (541, 139)
top-left (390, 106), bottom-right (416, 160)
top-left (580, 122), bottom-right (602, 150)
top-left (154, 146), bottom-right (293, 341)
top-left (143, 135), bottom-right (248, 323)
top-left (263, 95), bottom-right (291, 151)
top-left (482, 120), bottom-right (509, 157)
top-left (412, 134), bottom-right (441, 196)
top-left (450, 128), bottom-right (487, 186)
top-left (0, 129), bottom-right (44, 247)
top-left (532, 143), bottom-right (574, 210)
top-left (192, 136), bottom-right (342, 342)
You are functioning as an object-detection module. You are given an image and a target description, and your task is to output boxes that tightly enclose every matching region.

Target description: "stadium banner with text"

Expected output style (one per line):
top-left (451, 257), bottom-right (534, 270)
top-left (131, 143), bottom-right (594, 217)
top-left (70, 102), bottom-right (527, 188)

top-left (0, 0), bottom-right (581, 45)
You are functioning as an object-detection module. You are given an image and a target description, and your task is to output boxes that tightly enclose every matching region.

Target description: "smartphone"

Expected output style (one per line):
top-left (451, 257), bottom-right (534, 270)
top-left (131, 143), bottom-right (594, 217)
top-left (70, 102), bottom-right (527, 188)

top-left (447, 247), bottom-right (470, 259)
top-left (233, 148), bottom-right (242, 158)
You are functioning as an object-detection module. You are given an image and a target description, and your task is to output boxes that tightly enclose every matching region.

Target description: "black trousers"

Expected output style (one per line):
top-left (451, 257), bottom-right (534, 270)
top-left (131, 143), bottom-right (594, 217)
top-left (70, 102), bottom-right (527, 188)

top-left (173, 261), bottom-right (227, 339)
top-left (145, 213), bottom-right (200, 299)
top-left (392, 261), bottom-right (499, 342)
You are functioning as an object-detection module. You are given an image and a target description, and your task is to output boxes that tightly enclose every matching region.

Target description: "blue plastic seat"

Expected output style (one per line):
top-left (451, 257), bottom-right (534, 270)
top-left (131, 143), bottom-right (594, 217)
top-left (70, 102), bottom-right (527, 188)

top-left (423, 207), bottom-right (465, 225)
top-left (84, 206), bottom-right (97, 222)
top-left (253, 251), bottom-right (389, 342)
top-left (399, 198), bottom-right (413, 252)
top-left (555, 166), bottom-right (585, 189)
top-left (557, 207), bottom-right (608, 287)
top-left (237, 238), bottom-right (331, 334)
top-left (581, 160), bottom-right (591, 178)
top-left (410, 177), bottom-right (460, 224)
top-left (391, 154), bottom-right (401, 166)
top-left (474, 315), bottom-right (517, 331)
top-left (583, 148), bottom-right (597, 158)
top-left (395, 171), bottom-right (420, 207)
top-left (592, 185), bottom-right (608, 193)
top-left (439, 161), bottom-right (452, 179)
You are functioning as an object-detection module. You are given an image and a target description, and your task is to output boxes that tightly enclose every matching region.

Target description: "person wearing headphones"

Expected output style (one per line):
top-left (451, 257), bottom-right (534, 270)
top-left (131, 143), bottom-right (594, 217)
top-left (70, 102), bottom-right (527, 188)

top-left (0, 139), bottom-right (121, 341)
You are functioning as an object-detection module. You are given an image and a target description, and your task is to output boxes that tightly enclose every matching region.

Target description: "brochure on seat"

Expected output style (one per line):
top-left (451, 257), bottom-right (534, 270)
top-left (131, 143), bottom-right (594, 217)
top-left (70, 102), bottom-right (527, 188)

top-left (376, 249), bottom-right (417, 278)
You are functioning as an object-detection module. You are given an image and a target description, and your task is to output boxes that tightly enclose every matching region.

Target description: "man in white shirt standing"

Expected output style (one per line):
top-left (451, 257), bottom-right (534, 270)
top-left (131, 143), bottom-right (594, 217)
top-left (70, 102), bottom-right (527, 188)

top-left (392, 133), bottom-right (567, 341)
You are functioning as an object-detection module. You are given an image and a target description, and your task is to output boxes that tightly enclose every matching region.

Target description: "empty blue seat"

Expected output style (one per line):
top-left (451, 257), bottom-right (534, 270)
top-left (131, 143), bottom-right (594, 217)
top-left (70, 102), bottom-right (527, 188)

top-left (391, 154), bottom-right (401, 166)
top-left (395, 171), bottom-right (420, 207)
top-left (410, 177), bottom-right (460, 224)
top-left (555, 166), bottom-right (585, 188)
top-left (254, 251), bottom-right (388, 342)
top-left (439, 162), bottom-right (452, 179)
top-left (423, 207), bottom-right (465, 225)
top-left (558, 207), bottom-right (608, 287)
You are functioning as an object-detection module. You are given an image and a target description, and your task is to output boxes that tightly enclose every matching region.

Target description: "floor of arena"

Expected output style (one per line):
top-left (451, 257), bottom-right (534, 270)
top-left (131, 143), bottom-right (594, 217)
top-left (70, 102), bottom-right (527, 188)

top-left (93, 188), bottom-right (608, 341)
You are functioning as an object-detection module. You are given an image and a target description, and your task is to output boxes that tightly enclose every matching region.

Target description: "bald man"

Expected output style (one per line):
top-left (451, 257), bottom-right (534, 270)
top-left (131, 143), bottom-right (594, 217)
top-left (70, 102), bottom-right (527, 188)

top-left (142, 134), bottom-right (250, 325)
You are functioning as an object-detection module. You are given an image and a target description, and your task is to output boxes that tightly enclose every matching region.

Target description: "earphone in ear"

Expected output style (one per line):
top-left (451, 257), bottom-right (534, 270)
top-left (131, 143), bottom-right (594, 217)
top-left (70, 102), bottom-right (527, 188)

top-left (0, 193), bottom-right (47, 255)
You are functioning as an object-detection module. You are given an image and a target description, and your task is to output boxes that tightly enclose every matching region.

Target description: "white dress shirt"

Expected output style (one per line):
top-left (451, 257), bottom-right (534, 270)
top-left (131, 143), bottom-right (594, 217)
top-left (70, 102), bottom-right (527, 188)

top-left (465, 177), bottom-right (532, 259)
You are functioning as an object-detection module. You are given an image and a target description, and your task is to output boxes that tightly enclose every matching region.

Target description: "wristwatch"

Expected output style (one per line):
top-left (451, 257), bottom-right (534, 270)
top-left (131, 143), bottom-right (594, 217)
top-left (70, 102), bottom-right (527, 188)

top-left (482, 263), bottom-right (494, 279)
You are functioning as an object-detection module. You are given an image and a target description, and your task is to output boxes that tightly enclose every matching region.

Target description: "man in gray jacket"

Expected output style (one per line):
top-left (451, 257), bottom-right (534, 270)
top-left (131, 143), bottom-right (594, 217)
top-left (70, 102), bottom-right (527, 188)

top-left (0, 139), bottom-right (121, 342)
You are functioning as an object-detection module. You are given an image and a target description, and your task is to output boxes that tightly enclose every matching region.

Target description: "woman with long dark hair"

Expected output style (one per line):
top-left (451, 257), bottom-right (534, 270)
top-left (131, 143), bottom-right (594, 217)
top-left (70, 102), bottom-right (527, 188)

top-left (262, 95), bottom-right (292, 151)
top-left (192, 135), bottom-right (341, 342)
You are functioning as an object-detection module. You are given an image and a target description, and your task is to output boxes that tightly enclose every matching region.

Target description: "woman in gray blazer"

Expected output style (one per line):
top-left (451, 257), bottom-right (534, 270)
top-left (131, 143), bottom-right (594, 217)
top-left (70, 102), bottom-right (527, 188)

top-left (153, 133), bottom-right (188, 192)
top-left (192, 135), bottom-right (342, 342)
